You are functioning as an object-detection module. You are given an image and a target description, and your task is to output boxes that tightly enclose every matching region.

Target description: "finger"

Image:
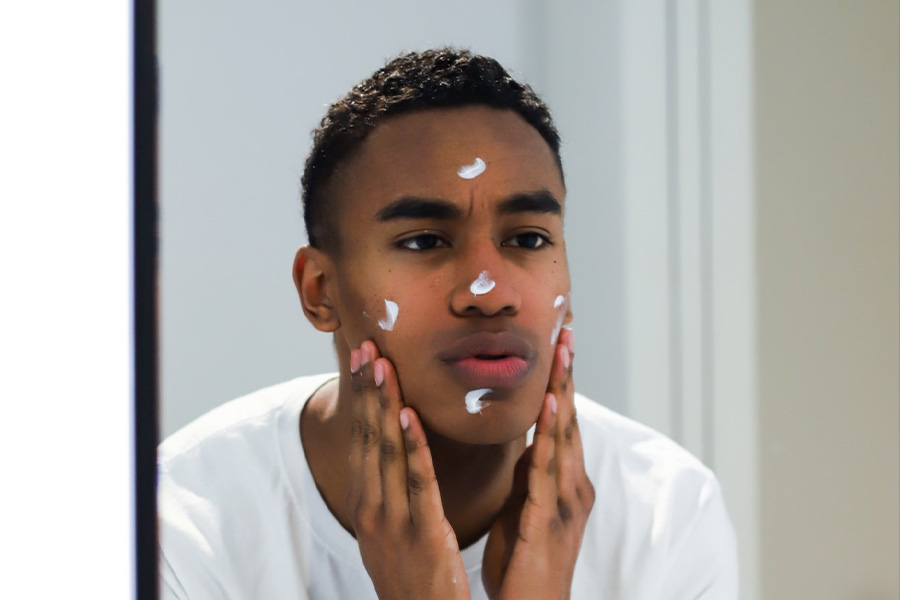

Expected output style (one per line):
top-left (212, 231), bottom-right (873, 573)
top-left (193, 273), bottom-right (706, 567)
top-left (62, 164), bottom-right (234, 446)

top-left (553, 329), bottom-right (591, 511)
top-left (346, 347), bottom-right (365, 511)
top-left (374, 356), bottom-right (408, 520)
top-left (351, 341), bottom-right (384, 515)
top-left (399, 407), bottom-right (446, 530)
top-left (525, 393), bottom-right (559, 518)
top-left (546, 329), bottom-right (573, 403)
top-left (552, 331), bottom-right (578, 503)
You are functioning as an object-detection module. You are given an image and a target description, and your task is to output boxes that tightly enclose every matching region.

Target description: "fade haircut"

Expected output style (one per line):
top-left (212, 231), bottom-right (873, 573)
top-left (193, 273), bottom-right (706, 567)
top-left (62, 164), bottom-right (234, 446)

top-left (300, 47), bottom-right (564, 253)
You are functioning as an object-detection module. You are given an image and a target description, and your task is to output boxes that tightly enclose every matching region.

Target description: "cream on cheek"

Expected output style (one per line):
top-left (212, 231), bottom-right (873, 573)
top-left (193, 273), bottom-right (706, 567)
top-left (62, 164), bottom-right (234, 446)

top-left (377, 299), bottom-right (399, 331)
top-left (550, 292), bottom-right (570, 346)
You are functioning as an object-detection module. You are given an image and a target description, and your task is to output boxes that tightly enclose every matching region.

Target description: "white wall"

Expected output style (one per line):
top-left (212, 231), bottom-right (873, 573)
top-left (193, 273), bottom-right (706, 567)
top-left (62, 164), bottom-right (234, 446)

top-left (1, 3), bottom-right (134, 598)
top-left (755, 1), bottom-right (900, 598)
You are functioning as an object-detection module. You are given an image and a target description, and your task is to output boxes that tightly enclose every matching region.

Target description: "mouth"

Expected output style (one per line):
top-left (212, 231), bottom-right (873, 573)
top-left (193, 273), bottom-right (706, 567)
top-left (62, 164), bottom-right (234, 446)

top-left (437, 331), bottom-right (535, 388)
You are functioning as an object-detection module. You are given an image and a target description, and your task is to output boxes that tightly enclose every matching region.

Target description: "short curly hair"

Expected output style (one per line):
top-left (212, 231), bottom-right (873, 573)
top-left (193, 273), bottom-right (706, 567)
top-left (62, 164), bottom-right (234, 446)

top-left (301, 47), bottom-right (563, 252)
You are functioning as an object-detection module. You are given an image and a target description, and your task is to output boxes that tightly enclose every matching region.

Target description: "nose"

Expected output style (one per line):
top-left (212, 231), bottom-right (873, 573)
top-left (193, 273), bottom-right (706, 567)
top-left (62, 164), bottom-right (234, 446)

top-left (449, 247), bottom-right (521, 318)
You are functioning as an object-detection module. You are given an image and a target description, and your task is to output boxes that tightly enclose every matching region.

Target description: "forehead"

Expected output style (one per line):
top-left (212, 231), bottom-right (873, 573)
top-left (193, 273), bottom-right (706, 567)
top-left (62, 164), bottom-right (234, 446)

top-left (328, 106), bottom-right (565, 214)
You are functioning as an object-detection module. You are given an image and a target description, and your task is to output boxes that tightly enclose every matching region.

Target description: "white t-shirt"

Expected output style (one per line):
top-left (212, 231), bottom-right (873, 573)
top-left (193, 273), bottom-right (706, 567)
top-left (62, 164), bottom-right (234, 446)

top-left (159, 373), bottom-right (738, 599)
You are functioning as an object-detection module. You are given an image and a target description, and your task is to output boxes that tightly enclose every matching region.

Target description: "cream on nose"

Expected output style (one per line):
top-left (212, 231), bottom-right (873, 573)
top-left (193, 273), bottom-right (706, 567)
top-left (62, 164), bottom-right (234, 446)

top-left (469, 271), bottom-right (495, 296)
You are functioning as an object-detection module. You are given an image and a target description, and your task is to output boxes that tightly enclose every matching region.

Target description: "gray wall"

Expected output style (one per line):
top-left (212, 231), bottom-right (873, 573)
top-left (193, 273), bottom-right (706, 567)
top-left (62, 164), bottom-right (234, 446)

top-left (755, 1), bottom-right (900, 598)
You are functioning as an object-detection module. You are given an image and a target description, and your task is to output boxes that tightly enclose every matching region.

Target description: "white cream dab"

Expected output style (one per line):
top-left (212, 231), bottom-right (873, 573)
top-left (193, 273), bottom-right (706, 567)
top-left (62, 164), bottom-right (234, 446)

top-left (465, 388), bottom-right (492, 414)
top-left (457, 157), bottom-right (486, 179)
top-left (377, 300), bottom-right (399, 331)
top-left (550, 293), bottom-right (569, 345)
top-left (469, 270), bottom-right (495, 296)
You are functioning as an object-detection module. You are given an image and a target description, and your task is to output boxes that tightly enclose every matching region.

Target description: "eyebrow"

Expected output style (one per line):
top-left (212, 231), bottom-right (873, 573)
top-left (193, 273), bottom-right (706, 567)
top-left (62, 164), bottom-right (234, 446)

top-left (496, 190), bottom-right (562, 216)
top-left (376, 190), bottom-right (562, 222)
top-left (376, 197), bottom-right (463, 221)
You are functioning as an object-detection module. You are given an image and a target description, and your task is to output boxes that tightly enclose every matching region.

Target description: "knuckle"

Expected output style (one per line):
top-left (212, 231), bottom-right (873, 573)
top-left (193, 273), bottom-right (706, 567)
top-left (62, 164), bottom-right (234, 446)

top-left (549, 516), bottom-right (563, 533)
top-left (353, 507), bottom-right (381, 536)
top-left (350, 416), bottom-right (366, 441)
top-left (557, 499), bottom-right (574, 522)
top-left (564, 423), bottom-right (575, 443)
top-left (407, 470), bottom-right (433, 494)
top-left (546, 456), bottom-right (557, 476)
top-left (379, 439), bottom-right (398, 463)
top-left (361, 421), bottom-right (381, 450)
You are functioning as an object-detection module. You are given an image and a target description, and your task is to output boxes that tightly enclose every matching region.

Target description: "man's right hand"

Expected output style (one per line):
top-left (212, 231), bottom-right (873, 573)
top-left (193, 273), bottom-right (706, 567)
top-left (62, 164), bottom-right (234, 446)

top-left (347, 340), bottom-right (472, 600)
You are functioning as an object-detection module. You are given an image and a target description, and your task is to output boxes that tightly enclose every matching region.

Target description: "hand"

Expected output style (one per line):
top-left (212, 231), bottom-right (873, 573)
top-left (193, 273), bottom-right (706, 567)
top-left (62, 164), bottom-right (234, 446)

top-left (482, 329), bottom-right (595, 600)
top-left (347, 341), bottom-right (472, 600)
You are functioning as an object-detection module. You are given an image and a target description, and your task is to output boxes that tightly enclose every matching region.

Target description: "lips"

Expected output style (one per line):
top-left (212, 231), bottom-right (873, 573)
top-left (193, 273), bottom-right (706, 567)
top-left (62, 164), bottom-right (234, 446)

top-left (437, 331), bottom-right (535, 388)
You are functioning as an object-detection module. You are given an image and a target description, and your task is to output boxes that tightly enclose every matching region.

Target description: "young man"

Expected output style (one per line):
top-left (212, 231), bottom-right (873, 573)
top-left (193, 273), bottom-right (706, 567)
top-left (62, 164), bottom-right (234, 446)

top-left (159, 49), bottom-right (738, 599)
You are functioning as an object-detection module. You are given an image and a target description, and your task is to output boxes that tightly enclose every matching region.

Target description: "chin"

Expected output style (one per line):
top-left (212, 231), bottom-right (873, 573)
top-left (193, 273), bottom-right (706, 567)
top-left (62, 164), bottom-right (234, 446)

top-left (414, 392), bottom-right (543, 446)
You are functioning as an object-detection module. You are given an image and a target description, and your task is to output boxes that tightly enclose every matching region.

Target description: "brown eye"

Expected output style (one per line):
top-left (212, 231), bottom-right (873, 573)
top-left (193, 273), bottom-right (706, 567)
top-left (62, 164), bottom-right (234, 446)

top-left (399, 234), bottom-right (447, 251)
top-left (505, 232), bottom-right (548, 249)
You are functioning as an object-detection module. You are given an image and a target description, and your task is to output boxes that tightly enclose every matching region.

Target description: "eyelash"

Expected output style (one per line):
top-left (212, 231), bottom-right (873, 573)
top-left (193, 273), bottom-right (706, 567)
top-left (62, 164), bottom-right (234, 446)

top-left (397, 232), bottom-right (552, 252)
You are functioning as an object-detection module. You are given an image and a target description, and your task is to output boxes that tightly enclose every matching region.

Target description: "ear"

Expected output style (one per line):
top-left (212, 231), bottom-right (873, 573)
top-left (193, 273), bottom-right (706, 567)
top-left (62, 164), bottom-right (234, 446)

top-left (293, 246), bottom-right (340, 332)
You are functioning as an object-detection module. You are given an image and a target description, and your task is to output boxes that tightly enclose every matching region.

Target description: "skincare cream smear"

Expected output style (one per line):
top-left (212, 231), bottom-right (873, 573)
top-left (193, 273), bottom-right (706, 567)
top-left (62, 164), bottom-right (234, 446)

top-left (469, 270), bottom-right (495, 296)
top-left (377, 300), bottom-right (399, 331)
top-left (550, 293), bottom-right (569, 345)
top-left (465, 388), bottom-right (492, 414)
top-left (457, 157), bottom-right (486, 179)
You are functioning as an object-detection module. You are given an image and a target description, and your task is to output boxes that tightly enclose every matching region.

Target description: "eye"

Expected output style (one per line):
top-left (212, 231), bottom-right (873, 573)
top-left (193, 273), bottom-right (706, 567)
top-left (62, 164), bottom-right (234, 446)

top-left (398, 233), bottom-right (448, 251)
top-left (504, 232), bottom-right (550, 250)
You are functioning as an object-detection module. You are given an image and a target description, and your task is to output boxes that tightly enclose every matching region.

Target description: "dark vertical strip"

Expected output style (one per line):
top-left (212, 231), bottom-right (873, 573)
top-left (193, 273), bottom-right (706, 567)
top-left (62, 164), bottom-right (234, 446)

top-left (134, 0), bottom-right (159, 598)
top-left (698, 0), bottom-right (715, 469)
top-left (665, 0), bottom-right (684, 444)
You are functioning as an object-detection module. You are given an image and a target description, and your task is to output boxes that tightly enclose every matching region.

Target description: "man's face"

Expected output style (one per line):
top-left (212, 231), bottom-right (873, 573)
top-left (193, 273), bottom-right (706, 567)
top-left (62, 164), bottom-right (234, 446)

top-left (327, 106), bottom-right (571, 444)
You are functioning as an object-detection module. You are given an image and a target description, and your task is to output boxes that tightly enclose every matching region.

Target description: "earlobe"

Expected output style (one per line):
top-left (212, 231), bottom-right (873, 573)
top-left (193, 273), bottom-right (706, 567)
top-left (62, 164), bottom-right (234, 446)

top-left (293, 246), bottom-right (340, 332)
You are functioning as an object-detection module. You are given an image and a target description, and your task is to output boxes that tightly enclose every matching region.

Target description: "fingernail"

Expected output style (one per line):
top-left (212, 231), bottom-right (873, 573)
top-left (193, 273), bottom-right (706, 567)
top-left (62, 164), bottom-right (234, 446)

top-left (360, 344), bottom-right (370, 367)
top-left (548, 393), bottom-right (558, 415)
top-left (399, 410), bottom-right (409, 430)
top-left (350, 349), bottom-right (360, 373)
top-left (374, 361), bottom-right (384, 387)
top-left (561, 346), bottom-right (570, 370)
top-left (564, 328), bottom-right (575, 354)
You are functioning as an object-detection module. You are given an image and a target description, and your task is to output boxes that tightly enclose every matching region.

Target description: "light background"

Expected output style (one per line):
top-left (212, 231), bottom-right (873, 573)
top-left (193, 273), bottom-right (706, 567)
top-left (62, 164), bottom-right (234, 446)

top-left (158, 2), bottom-right (899, 599)
top-left (1, 2), bottom-right (134, 598)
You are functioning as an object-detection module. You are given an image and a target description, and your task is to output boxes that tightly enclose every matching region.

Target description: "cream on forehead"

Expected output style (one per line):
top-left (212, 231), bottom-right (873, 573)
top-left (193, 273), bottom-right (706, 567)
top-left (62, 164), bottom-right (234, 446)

top-left (457, 157), bottom-right (486, 179)
top-left (377, 300), bottom-right (399, 331)
top-left (465, 388), bottom-right (492, 414)
top-left (470, 270), bottom-right (495, 296)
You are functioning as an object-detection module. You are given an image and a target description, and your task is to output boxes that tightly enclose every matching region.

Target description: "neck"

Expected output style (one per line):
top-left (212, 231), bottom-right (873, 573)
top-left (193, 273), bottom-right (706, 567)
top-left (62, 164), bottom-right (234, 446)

top-left (301, 374), bottom-right (526, 549)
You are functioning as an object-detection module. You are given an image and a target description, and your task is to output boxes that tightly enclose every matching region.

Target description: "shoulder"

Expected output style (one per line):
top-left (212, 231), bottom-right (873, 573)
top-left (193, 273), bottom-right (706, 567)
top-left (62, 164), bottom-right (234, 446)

top-left (573, 393), bottom-right (715, 484)
top-left (572, 394), bottom-right (738, 597)
top-left (158, 373), bottom-right (337, 599)
top-left (573, 393), bottom-right (723, 521)
top-left (158, 373), bottom-right (335, 467)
